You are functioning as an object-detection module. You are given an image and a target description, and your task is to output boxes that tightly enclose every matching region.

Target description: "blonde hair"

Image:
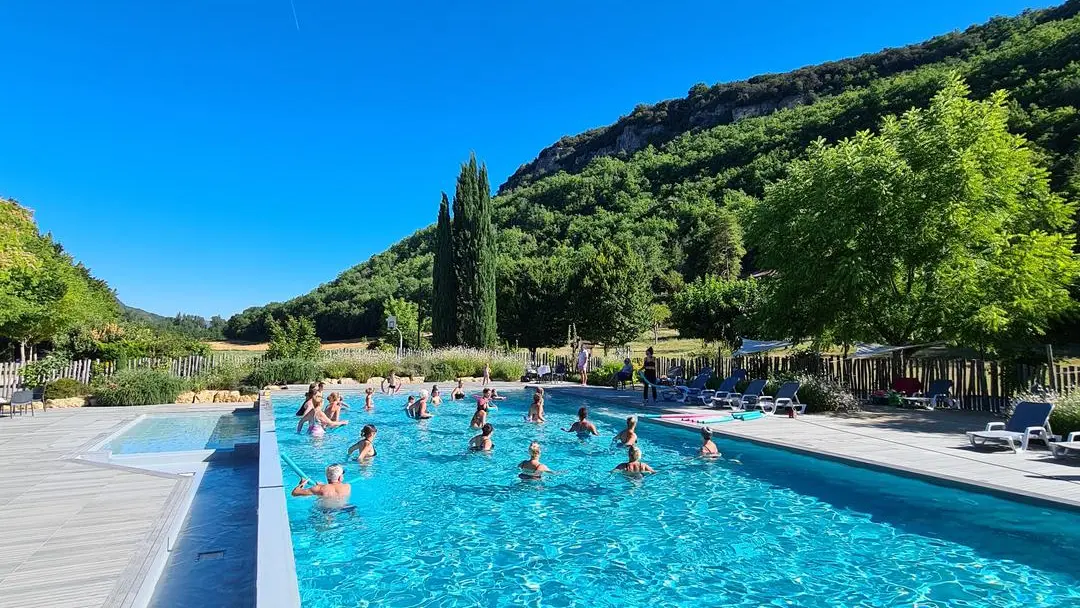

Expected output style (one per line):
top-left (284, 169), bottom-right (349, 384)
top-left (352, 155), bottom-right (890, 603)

top-left (313, 394), bottom-right (324, 407)
top-left (419, 389), bottom-right (429, 399)
top-left (529, 442), bottom-right (541, 457)
top-left (626, 416), bottom-right (637, 429)
top-left (628, 445), bottom-right (642, 462)
top-left (326, 464), bottom-right (343, 482)
top-left (328, 392), bottom-right (341, 403)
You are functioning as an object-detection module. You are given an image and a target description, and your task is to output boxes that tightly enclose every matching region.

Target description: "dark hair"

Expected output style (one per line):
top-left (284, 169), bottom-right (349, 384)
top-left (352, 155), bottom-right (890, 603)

top-left (362, 424), bottom-right (376, 438)
top-left (577, 407), bottom-right (587, 420)
top-left (482, 388), bottom-right (491, 395)
top-left (645, 347), bottom-right (654, 356)
top-left (701, 427), bottom-right (712, 439)
top-left (482, 423), bottom-right (493, 435)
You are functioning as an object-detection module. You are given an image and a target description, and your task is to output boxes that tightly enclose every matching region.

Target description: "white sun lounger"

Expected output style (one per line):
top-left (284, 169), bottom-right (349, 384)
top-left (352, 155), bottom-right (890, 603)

top-left (1051, 432), bottom-right (1080, 458)
top-left (966, 401), bottom-right (1054, 453)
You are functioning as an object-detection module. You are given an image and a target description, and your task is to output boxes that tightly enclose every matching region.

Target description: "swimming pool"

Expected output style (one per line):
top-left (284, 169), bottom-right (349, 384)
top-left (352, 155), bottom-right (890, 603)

top-left (273, 389), bottom-right (1080, 607)
top-left (101, 411), bottom-right (258, 454)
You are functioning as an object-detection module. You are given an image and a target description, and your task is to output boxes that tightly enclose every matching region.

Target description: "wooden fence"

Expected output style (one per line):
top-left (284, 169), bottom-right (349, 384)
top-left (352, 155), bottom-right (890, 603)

top-left (4, 349), bottom-right (1078, 412)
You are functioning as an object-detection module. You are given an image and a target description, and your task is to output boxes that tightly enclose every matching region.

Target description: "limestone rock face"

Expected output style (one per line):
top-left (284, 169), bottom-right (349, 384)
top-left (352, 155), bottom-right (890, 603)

top-left (45, 397), bottom-right (87, 408)
top-left (176, 391), bottom-right (196, 403)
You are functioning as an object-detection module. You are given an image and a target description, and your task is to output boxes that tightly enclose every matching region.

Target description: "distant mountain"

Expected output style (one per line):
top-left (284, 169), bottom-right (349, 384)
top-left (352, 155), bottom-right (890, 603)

top-left (120, 303), bottom-right (172, 325)
top-left (225, 1), bottom-right (1080, 344)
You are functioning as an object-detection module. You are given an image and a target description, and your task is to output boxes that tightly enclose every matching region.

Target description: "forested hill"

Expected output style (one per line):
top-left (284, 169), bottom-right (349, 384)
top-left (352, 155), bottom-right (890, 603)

top-left (225, 1), bottom-right (1080, 344)
top-left (500, 1), bottom-right (1080, 193)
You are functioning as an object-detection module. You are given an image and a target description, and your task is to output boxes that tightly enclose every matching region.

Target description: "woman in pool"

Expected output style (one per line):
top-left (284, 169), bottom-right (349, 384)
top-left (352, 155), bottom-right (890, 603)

top-left (490, 389), bottom-right (506, 401)
top-left (614, 416), bottom-right (637, 446)
top-left (364, 387), bottom-right (375, 411)
top-left (468, 423), bottom-right (494, 451)
top-left (699, 427), bottom-right (720, 458)
top-left (382, 371), bottom-right (402, 395)
top-left (518, 442), bottom-right (551, 480)
top-left (346, 424), bottom-right (378, 461)
top-left (325, 392), bottom-right (349, 422)
top-left (614, 445), bottom-right (655, 476)
top-left (525, 391), bottom-right (546, 423)
top-left (430, 385), bottom-right (442, 406)
top-left (295, 382), bottom-right (319, 416)
top-left (469, 398), bottom-right (489, 429)
top-left (452, 379), bottom-right (466, 400)
top-left (297, 395), bottom-right (348, 437)
top-left (562, 407), bottom-right (599, 437)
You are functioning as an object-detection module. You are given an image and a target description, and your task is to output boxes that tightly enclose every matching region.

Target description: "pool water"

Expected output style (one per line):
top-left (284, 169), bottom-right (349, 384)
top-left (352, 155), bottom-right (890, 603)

top-left (274, 390), bottom-right (1080, 607)
top-left (102, 412), bottom-right (258, 454)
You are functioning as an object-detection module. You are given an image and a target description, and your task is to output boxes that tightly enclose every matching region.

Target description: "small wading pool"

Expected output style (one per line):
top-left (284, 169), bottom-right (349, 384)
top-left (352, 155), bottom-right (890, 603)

top-left (100, 411), bottom-right (258, 454)
top-left (274, 389), bottom-right (1080, 607)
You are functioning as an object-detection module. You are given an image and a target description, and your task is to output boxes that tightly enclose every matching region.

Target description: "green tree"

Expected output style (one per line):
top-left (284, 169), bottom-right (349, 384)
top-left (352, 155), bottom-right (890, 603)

top-left (383, 297), bottom-right (422, 350)
top-left (649, 303), bottom-right (671, 343)
top-left (750, 76), bottom-right (1079, 352)
top-left (451, 154), bottom-right (498, 347)
top-left (572, 241), bottom-right (651, 349)
top-left (670, 276), bottom-right (760, 344)
top-left (266, 316), bottom-right (321, 360)
top-left (497, 252), bottom-right (574, 352)
top-left (685, 206), bottom-right (745, 281)
top-left (431, 192), bottom-right (457, 346)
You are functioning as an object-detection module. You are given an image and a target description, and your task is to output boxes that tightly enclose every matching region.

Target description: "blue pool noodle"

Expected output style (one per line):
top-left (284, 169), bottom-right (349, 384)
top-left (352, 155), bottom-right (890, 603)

top-left (280, 452), bottom-right (310, 481)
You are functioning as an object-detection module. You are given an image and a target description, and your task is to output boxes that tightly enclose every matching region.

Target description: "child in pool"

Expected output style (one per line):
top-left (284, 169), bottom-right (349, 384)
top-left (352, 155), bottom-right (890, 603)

top-left (430, 385), bottom-right (442, 405)
top-left (470, 399), bottom-right (489, 429)
top-left (614, 417), bottom-right (637, 446)
top-left (525, 392), bottom-right (545, 423)
top-left (364, 387), bottom-right (375, 411)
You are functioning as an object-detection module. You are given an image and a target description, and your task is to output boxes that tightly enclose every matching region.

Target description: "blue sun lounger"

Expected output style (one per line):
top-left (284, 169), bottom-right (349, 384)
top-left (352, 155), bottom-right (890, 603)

top-left (966, 401), bottom-right (1054, 453)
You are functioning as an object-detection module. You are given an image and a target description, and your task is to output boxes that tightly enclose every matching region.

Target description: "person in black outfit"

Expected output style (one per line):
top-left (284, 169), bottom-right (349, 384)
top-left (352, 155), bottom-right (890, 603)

top-left (643, 347), bottom-right (657, 402)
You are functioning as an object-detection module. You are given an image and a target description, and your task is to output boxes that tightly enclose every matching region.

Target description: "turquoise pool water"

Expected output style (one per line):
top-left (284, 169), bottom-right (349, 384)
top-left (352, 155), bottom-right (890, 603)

top-left (102, 412), bottom-right (258, 454)
top-left (274, 390), bottom-right (1080, 607)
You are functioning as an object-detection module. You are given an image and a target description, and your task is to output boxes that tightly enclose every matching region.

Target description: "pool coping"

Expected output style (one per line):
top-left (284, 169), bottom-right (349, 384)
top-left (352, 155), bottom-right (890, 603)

top-left (255, 390), bottom-right (303, 608)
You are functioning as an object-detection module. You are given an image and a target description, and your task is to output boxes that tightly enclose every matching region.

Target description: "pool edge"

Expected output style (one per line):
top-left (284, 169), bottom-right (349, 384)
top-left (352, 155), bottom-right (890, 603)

top-left (256, 390), bottom-right (303, 608)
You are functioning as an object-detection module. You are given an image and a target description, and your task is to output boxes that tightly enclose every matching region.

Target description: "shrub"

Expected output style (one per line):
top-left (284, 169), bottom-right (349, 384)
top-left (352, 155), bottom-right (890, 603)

top-left (320, 360), bottom-right (354, 379)
top-left (245, 358), bottom-right (320, 387)
top-left (1011, 389), bottom-right (1080, 438)
top-left (266, 316), bottom-right (321, 360)
top-left (92, 369), bottom-right (187, 406)
top-left (45, 378), bottom-right (90, 399)
top-left (426, 361), bottom-right (457, 382)
top-left (190, 361), bottom-right (250, 391)
top-left (588, 361), bottom-right (624, 387)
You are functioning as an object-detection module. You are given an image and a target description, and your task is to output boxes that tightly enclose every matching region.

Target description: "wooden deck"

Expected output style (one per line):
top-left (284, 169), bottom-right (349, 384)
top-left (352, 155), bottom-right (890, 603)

top-left (0, 405), bottom-right (236, 608)
top-left (546, 385), bottom-right (1080, 509)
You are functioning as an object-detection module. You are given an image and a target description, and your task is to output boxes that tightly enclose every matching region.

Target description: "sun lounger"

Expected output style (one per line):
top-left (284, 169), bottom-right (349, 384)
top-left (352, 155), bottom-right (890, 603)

top-left (1051, 432), bottom-right (1080, 458)
top-left (754, 381), bottom-right (802, 415)
top-left (669, 368), bottom-right (714, 403)
top-left (713, 379), bottom-right (766, 410)
top-left (966, 401), bottom-right (1054, 453)
top-left (902, 379), bottom-right (954, 410)
top-left (699, 369), bottom-right (746, 405)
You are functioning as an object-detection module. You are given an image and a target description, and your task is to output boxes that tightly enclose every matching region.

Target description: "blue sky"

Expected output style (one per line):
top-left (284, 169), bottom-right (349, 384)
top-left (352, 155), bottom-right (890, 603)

top-left (0, 0), bottom-right (1051, 318)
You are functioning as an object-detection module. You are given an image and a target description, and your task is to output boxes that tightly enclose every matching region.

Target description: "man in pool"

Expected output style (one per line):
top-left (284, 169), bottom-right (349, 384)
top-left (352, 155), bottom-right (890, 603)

top-left (562, 406), bottom-right (599, 437)
top-left (291, 464), bottom-right (352, 501)
top-left (468, 423), bottom-right (494, 451)
top-left (614, 445), bottom-right (655, 476)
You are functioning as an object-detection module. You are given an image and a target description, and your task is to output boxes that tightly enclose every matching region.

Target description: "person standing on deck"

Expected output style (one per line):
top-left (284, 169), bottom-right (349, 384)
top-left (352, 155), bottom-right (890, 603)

top-left (642, 347), bottom-right (658, 403)
top-left (577, 345), bottom-right (590, 385)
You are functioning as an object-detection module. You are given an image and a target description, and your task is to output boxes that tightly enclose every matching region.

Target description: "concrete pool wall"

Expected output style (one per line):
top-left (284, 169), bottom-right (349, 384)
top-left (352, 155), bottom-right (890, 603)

top-left (256, 390), bottom-right (302, 608)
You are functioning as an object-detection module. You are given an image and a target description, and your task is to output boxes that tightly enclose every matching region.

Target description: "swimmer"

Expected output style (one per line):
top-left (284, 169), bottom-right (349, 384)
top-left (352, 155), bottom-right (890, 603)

top-left (470, 398), bottom-right (489, 429)
top-left (346, 424), bottom-right (378, 461)
top-left (468, 423), bottom-right (494, 451)
top-left (291, 464), bottom-right (351, 501)
top-left (364, 387), bottom-right (375, 411)
top-left (413, 389), bottom-right (433, 419)
top-left (518, 442), bottom-right (551, 480)
top-left (325, 392), bottom-right (349, 422)
top-left (613, 416), bottom-right (637, 446)
top-left (382, 371), bottom-right (403, 395)
top-left (525, 391), bottom-right (546, 423)
top-left (613, 445), bottom-right (655, 476)
top-left (482, 362), bottom-right (491, 386)
top-left (562, 406), bottom-right (599, 437)
top-left (452, 379), bottom-right (466, 400)
top-left (295, 382), bottom-right (319, 417)
top-left (430, 385), bottom-right (442, 406)
top-left (699, 427), bottom-right (720, 458)
top-left (297, 395), bottom-right (347, 436)
top-left (490, 389), bottom-right (506, 401)
top-left (403, 395), bottom-right (416, 418)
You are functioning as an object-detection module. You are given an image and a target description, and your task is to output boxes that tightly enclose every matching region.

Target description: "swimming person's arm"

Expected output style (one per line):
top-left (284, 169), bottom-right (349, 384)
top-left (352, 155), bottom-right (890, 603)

top-left (346, 441), bottom-right (361, 459)
top-left (297, 411), bottom-right (310, 433)
top-left (291, 479), bottom-right (317, 496)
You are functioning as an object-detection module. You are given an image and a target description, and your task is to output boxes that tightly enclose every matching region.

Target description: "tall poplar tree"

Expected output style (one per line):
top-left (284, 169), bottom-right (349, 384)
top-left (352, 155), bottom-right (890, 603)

top-left (431, 193), bottom-right (457, 346)
top-left (451, 154), bottom-right (498, 347)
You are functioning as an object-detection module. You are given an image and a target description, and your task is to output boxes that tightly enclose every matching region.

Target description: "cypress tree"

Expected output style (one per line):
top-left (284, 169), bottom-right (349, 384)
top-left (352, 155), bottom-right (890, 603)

top-left (451, 154), bottom-right (498, 347)
top-left (431, 192), bottom-right (456, 346)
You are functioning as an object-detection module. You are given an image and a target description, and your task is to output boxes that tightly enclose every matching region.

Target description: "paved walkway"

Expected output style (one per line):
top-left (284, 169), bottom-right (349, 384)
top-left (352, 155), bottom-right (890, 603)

top-left (0, 404), bottom-right (240, 608)
top-left (545, 384), bottom-right (1080, 509)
